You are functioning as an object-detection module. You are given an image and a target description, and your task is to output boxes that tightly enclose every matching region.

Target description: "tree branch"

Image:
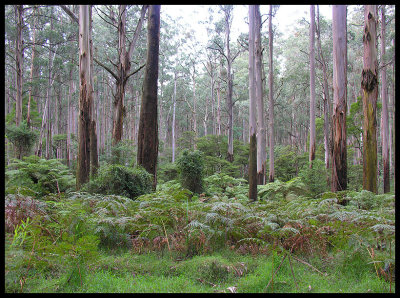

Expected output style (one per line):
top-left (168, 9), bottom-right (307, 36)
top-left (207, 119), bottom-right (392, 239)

top-left (127, 5), bottom-right (148, 60)
top-left (125, 63), bottom-right (146, 82)
top-left (94, 6), bottom-right (118, 29)
top-left (93, 57), bottom-right (119, 82)
top-left (60, 5), bottom-right (78, 24)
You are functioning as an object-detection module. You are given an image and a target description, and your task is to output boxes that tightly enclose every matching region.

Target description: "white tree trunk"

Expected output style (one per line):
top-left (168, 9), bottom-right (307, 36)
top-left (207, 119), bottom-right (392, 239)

top-left (309, 5), bottom-right (316, 167)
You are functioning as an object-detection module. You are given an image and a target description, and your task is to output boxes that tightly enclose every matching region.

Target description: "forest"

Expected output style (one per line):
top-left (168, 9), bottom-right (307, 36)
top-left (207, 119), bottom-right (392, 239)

top-left (4, 5), bottom-right (395, 293)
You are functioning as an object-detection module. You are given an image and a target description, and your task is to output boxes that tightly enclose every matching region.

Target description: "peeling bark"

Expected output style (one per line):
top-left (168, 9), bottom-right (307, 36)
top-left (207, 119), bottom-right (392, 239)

top-left (331, 5), bottom-right (347, 192)
top-left (361, 5), bottom-right (378, 193)
top-left (76, 5), bottom-right (93, 190)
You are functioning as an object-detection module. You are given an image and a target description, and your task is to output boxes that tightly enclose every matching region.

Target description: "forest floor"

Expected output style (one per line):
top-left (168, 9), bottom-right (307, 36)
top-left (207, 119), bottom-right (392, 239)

top-left (5, 241), bottom-right (394, 293)
top-left (4, 176), bottom-right (395, 293)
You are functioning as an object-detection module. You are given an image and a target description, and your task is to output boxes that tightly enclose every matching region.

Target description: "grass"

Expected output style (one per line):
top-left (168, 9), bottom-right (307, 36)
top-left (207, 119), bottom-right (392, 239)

top-left (6, 243), bottom-right (394, 293)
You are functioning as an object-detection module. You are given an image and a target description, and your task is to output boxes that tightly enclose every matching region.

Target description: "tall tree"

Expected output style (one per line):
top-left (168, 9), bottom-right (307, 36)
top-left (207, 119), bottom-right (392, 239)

top-left (222, 5), bottom-right (235, 162)
top-left (309, 5), bottom-right (316, 167)
top-left (209, 6), bottom-right (241, 162)
top-left (76, 5), bottom-right (93, 189)
top-left (316, 5), bottom-right (331, 171)
top-left (137, 5), bottom-right (161, 189)
top-left (380, 6), bottom-right (390, 193)
top-left (89, 6), bottom-right (99, 177)
top-left (15, 5), bottom-right (24, 127)
top-left (331, 5), bottom-right (347, 192)
top-left (93, 5), bottom-right (147, 148)
top-left (27, 5), bottom-right (38, 128)
top-left (267, 5), bottom-right (275, 183)
top-left (248, 5), bottom-right (257, 201)
top-left (255, 5), bottom-right (266, 184)
top-left (361, 5), bottom-right (378, 193)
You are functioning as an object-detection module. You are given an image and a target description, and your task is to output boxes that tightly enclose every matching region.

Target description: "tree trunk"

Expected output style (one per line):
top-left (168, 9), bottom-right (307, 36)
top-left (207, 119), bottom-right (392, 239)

top-left (89, 5), bottom-right (98, 175)
top-left (192, 64), bottom-right (198, 145)
top-left (171, 72), bottom-right (177, 163)
top-left (216, 77), bottom-right (221, 136)
top-left (224, 7), bottom-right (234, 163)
top-left (309, 5), bottom-right (316, 167)
top-left (248, 5), bottom-right (257, 201)
top-left (76, 5), bottom-right (93, 190)
top-left (331, 5), bottom-right (347, 192)
top-left (316, 5), bottom-right (331, 172)
top-left (380, 6), bottom-right (390, 193)
top-left (391, 39), bottom-right (395, 190)
top-left (361, 5), bottom-right (378, 193)
top-left (137, 5), bottom-right (160, 190)
top-left (254, 5), bottom-right (266, 185)
top-left (15, 5), bottom-right (23, 128)
top-left (267, 5), bottom-right (275, 183)
top-left (105, 5), bottom-right (147, 148)
top-left (27, 6), bottom-right (38, 128)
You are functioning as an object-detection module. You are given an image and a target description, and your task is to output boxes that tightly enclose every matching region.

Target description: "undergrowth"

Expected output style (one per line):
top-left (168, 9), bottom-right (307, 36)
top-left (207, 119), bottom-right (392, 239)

top-left (4, 174), bottom-right (395, 293)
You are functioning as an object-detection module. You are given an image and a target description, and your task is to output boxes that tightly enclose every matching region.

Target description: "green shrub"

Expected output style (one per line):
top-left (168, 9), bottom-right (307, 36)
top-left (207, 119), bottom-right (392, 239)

top-left (82, 164), bottom-right (152, 200)
top-left (273, 145), bottom-right (299, 182)
top-left (298, 159), bottom-right (328, 197)
top-left (196, 135), bottom-right (241, 178)
top-left (176, 149), bottom-right (204, 194)
top-left (5, 121), bottom-right (38, 159)
top-left (5, 155), bottom-right (75, 197)
top-left (347, 164), bottom-right (363, 191)
top-left (157, 162), bottom-right (178, 182)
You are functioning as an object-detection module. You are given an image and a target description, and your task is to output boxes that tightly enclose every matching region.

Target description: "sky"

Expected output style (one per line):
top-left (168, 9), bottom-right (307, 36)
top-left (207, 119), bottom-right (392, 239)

top-left (162, 5), bottom-right (332, 46)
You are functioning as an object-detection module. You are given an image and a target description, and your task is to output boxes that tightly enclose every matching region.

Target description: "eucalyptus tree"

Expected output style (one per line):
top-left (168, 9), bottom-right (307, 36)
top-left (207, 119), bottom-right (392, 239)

top-left (76, 5), bottom-right (93, 189)
top-left (253, 5), bottom-right (266, 184)
top-left (248, 5), bottom-right (257, 201)
top-left (137, 5), bottom-right (161, 189)
top-left (380, 6), bottom-right (390, 193)
top-left (92, 5), bottom-right (148, 148)
top-left (267, 5), bottom-right (278, 183)
top-left (15, 5), bottom-right (24, 128)
top-left (202, 49), bottom-right (219, 136)
top-left (309, 5), bottom-right (316, 167)
top-left (316, 5), bottom-right (331, 170)
top-left (361, 5), bottom-right (378, 193)
top-left (26, 5), bottom-right (40, 129)
top-left (331, 5), bottom-right (347, 192)
top-left (209, 5), bottom-right (242, 162)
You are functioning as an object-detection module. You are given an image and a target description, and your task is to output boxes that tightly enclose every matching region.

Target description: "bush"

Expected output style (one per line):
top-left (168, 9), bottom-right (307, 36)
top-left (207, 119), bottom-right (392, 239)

top-left (157, 162), bottom-right (178, 182)
top-left (5, 155), bottom-right (75, 197)
top-left (82, 164), bottom-right (152, 200)
top-left (176, 149), bottom-right (204, 194)
top-left (298, 159), bottom-right (328, 197)
top-left (6, 121), bottom-right (38, 159)
top-left (273, 145), bottom-right (299, 182)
